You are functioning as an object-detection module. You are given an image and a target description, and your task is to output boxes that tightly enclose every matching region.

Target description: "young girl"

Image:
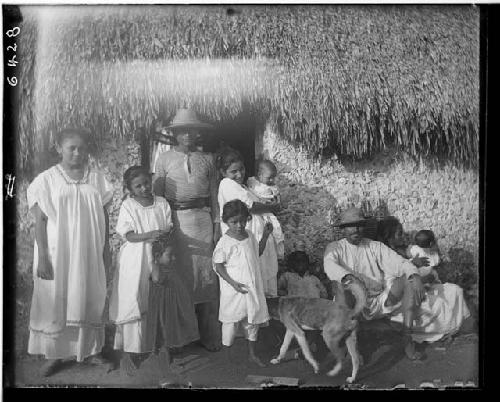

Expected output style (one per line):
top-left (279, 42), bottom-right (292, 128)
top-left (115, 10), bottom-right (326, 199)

top-left (217, 149), bottom-right (280, 297)
top-left (213, 200), bottom-right (271, 367)
top-left (145, 238), bottom-right (200, 372)
top-left (109, 166), bottom-right (173, 375)
top-left (27, 128), bottom-right (113, 377)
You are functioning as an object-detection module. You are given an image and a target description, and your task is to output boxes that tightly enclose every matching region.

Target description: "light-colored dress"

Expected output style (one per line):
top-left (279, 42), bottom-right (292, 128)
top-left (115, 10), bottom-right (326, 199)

top-left (278, 272), bottom-right (328, 299)
top-left (218, 177), bottom-right (279, 297)
top-left (154, 149), bottom-right (219, 304)
top-left (389, 245), bottom-right (471, 343)
top-left (109, 196), bottom-right (173, 353)
top-left (26, 164), bottom-right (113, 361)
top-left (247, 176), bottom-right (285, 259)
top-left (212, 232), bottom-right (269, 325)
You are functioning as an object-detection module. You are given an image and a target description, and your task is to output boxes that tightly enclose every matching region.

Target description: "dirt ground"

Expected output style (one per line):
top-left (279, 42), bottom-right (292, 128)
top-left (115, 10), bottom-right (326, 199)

top-left (11, 317), bottom-right (479, 390)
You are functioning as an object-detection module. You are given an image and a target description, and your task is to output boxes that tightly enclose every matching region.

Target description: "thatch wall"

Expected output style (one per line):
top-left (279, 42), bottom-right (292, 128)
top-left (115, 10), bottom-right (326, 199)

top-left (18, 5), bottom-right (479, 175)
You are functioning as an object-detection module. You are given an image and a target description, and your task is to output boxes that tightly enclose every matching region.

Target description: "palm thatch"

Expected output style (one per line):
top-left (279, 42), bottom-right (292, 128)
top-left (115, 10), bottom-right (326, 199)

top-left (18, 5), bottom-right (479, 174)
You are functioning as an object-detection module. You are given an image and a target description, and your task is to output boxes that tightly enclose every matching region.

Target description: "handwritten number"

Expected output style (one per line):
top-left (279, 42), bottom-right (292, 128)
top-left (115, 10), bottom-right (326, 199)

top-left (7, 77), bottom-right (17, 86)
top-left (6, 27), bottom-right (20, 37)
top-left (7, 55), bottom-right (18, 67)
top-left (7, 43), bottom-right (17, 52)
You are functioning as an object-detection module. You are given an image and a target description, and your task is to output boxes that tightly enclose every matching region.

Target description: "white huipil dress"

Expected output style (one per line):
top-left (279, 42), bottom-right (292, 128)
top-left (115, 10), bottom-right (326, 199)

top-left (212, 232), bottom-right (269, 326)
top-left (109, 196), bottom-right (173, 353)
top-left (218, 178), bottom-right (279, 297)
top-left (27, 165), bottom-right (113, 362)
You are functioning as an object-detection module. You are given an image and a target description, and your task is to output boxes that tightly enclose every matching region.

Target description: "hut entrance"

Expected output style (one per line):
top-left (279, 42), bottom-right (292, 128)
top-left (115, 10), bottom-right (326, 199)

top-left (202, 109), bottom-right (256, 177)
top-left (144, 108), bottom-right (256, 176)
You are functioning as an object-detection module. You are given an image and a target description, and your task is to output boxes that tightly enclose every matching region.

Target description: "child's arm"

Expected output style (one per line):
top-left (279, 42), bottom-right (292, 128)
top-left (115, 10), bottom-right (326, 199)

top-left (125, 230), bottom-right (169, 243)
top-left (250, 201), bottom-right (280, 214)
top-left (277, 273), bottom-right (288, 296)
top-left (259, 222), bottom-right (273, 256)
top-left (32, 204), bottom-right (53, 280)
top-left (214, 262), bottom-right (248, 294)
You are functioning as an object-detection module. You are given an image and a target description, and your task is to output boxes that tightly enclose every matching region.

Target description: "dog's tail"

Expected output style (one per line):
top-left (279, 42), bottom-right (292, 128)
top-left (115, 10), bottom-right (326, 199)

top-left (344, 280), bottom-right (367, 317)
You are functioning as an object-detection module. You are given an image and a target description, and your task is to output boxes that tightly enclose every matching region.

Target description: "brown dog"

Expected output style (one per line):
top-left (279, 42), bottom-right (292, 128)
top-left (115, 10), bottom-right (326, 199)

top-left (267, 280), bottom-right (367, 383)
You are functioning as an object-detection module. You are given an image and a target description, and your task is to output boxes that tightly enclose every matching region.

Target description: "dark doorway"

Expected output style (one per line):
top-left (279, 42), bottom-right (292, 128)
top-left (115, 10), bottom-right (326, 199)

top-left (201, 109), bottom-right (256, 178)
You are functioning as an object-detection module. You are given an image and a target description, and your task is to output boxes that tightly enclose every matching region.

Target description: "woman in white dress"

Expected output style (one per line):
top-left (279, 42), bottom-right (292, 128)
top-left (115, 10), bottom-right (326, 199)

top-left (213, 200), bottom-right (271, 367)
top-left (27, 128), bottom-right (114, 376)
top-left (108, 166), bottom-right (174, 375)
top-left (216, 149), bottom-right (281, 297)
top-left (377, 218), bottom-right (471, 343)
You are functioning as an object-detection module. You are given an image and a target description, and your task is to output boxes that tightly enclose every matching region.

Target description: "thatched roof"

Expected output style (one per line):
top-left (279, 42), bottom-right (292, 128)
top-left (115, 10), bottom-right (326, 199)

top-left (18, 5), bottom-right (479, 173)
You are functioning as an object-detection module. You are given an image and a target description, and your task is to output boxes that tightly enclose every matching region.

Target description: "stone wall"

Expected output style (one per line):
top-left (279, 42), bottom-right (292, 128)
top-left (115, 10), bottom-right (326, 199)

top-left (257, 125), bottom-right (479, 270)
top-left (14, 129), bottom-right (479, 355)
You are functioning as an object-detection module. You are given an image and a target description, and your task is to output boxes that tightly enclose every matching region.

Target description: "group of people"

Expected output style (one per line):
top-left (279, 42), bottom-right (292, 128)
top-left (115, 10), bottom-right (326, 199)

top-left (26, 109), bottom-right (471, 378)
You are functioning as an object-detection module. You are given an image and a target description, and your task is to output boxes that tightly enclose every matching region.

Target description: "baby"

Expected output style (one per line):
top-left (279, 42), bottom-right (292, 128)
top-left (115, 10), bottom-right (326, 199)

top-left (407, 230), bottom-right (441, 285)
top-left (247, 160), bottom-right (284, 259)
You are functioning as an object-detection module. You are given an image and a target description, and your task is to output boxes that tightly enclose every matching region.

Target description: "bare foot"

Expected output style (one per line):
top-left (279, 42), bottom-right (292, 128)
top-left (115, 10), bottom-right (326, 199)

top-left (120, 353), bottom-right (137, 376)
top-left (201, 342), bottom-right (222, 352)
top-left (40, 359), bottom-right (63, 377)
top-left (404, 341), bottom-right (423, 361)
top-left (249, 354), bottom-right (267, 368)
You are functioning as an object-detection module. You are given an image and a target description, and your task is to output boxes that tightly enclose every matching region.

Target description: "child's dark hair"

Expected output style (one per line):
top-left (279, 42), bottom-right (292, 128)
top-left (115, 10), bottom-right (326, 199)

top-left (123, 166), bottom-right (150, 198)
top-left (56, 128), bottom-right (91, 146)
top-left (222, 199), bottom-right (251, 223)
top-left (152, 238), bottom-right (174, 260)
top-left (216, 147), bottom-right (244, 173)
top-left (287, 251), bottom-right (310, 271)
top-left (415, 230), bottom-right (435, 247)
top-left (377, 216), bottom-right (403, 247)
top-left (256, 159), bottom-right (277, 176)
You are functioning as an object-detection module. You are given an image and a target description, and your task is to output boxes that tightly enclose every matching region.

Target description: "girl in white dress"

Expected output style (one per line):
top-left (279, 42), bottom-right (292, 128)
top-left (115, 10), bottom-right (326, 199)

top-left (109, 166), bottom-right (173, 375)
top-left (213, 200), bottom-right (271, 367)
top-left (27, 128), bottom-right (113, 377)
top-left (216, 149), bottom-right (281, 297)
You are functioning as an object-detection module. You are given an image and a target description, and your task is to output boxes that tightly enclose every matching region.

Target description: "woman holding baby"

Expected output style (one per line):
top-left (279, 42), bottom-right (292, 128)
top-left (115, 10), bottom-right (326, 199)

top-left (377, 217), bottom-right (471, 343)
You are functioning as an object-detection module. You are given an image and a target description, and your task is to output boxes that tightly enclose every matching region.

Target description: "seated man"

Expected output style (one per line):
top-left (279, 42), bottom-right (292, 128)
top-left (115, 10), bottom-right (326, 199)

top-left (323, 207), bottom-right (426, 360)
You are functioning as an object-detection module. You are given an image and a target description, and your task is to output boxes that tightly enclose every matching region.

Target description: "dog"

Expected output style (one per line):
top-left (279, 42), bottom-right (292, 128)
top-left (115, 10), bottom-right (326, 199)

top-left (266, 280), bottom-right (367, 383)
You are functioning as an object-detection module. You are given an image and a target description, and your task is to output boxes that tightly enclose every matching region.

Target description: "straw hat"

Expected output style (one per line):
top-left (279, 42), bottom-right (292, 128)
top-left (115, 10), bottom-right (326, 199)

top-left (167, 108), bottom-right (214, 130)
top-left (333, 207), bottom-right (368, 227)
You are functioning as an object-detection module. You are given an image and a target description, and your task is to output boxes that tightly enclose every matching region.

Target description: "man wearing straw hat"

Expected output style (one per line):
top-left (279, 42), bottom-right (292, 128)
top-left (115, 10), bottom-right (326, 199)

top-left (154, 109), bottom-right (221, 352)
top-left (323, 207), bottom-right (426, 360)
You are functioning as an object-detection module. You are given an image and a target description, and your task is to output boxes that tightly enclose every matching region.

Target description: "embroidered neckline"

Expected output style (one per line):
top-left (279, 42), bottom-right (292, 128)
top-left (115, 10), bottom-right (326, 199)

top-left (56, 164), bottom-right (90, 184)
top-left (130, 195), bottom-right (157, 209)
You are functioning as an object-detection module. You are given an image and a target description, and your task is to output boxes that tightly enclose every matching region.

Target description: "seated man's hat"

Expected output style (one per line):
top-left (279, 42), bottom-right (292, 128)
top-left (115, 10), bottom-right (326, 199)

top-left (334, 207), bottom-right (368, 227)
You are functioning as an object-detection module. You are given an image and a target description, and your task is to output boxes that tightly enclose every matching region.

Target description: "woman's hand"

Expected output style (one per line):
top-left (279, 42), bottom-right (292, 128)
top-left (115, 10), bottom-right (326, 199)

top-left (412, 256), bottom-right (430, 268)
top-left (263, 222), bottom-right (274, 237)
top-left (37, 253), bottom-right (54, 280)
top-left (231, 281), bottom-right (249, 294)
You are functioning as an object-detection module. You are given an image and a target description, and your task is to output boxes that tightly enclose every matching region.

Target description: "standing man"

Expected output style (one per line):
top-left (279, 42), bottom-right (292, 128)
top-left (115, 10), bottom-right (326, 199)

top-left (154, 109), bottom-right (221, 352)
top-left (323, 207), bottom-right (426, 360)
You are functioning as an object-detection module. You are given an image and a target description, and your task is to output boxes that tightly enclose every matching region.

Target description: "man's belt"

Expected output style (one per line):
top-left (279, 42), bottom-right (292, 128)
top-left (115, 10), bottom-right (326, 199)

top-left (170, 198), bottom-right (209, 210)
